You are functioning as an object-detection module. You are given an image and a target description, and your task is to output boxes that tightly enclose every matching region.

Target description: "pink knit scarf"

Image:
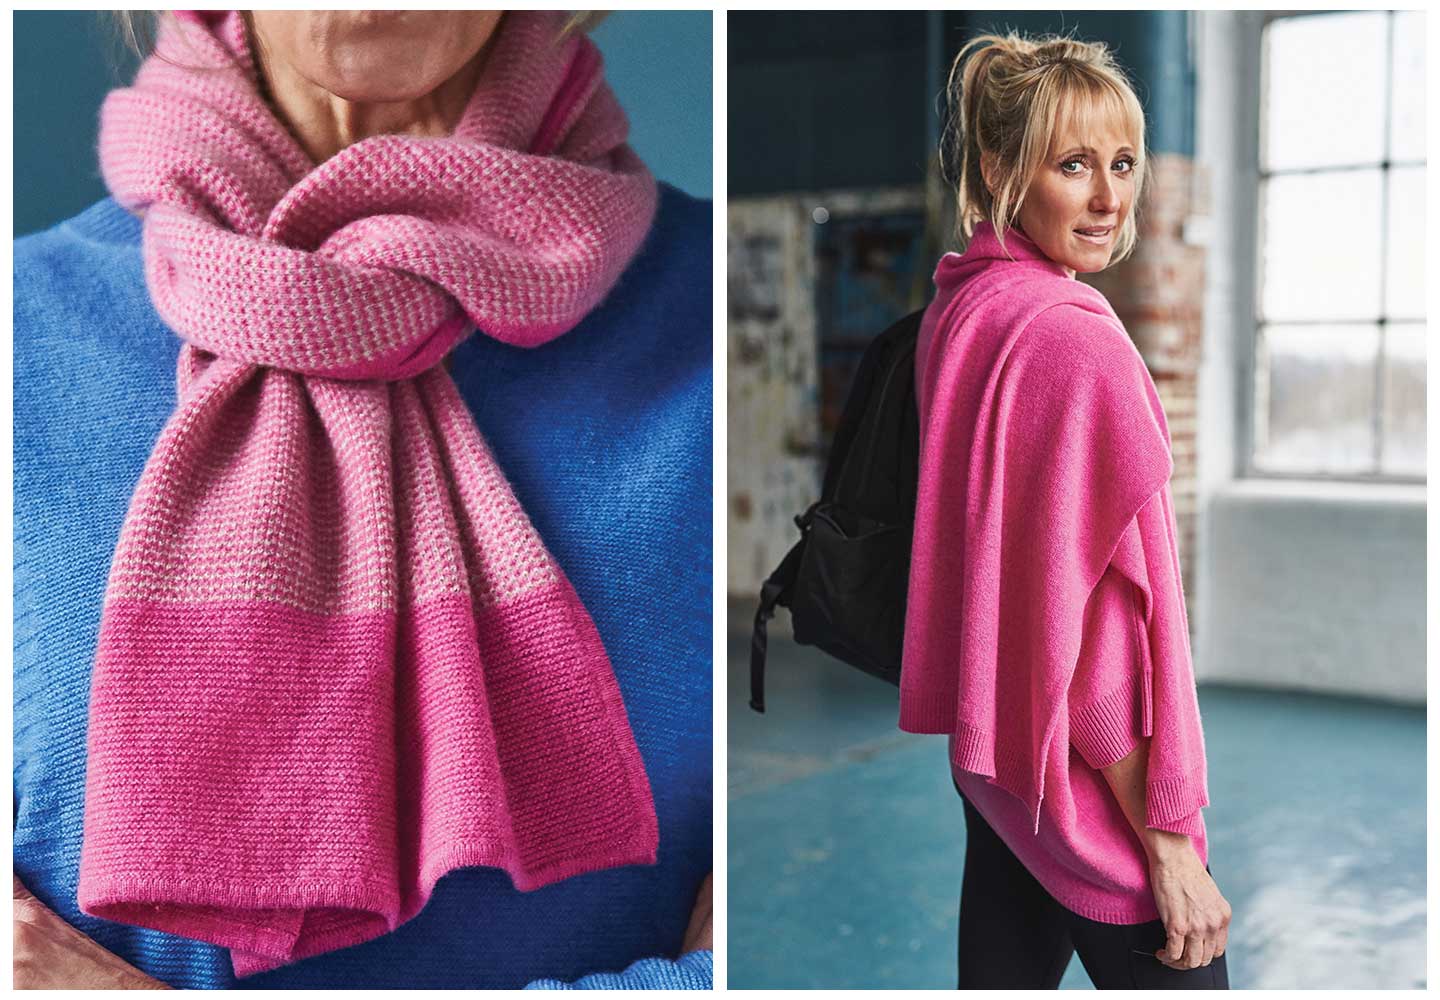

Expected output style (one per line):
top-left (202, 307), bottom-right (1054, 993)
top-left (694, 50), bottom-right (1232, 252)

top-left (77, 11), bottom-right (658, 977)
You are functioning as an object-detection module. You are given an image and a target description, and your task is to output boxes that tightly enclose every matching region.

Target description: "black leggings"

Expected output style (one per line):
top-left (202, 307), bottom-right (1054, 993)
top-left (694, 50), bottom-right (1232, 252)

top-left (957, 789), bottom-right (1230, 989)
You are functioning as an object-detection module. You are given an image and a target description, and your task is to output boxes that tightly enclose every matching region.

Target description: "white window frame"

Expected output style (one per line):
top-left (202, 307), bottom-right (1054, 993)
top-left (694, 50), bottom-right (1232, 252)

top-left (1236, 9), bottom-right (1425, 484)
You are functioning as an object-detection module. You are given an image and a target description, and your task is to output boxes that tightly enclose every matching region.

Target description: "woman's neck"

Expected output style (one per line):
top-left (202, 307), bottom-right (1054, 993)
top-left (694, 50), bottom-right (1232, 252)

top-left (248, 20), bottom-right (489, 164)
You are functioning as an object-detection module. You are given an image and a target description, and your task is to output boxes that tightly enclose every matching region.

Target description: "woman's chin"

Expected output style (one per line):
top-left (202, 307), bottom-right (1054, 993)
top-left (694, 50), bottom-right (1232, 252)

top-left (304, 48), bottom-right (456, 102)
top-left (313, 74), bottom-right (441, 104)
top-left (1064, 244), bottom-right (1114, 274)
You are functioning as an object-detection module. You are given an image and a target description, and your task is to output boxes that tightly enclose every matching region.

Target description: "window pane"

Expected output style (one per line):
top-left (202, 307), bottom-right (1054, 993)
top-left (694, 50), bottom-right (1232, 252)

top-left (1264, 13), bottom-right (1386, 171)
top-left (1386, 167), bottom-right (1427, 320)
top-left (1261, 171), bottom-right (1382, 322)
top-left (1254, 324), bottom-right (1378, 475)
top-left (1390, 11), bottom-right (1427, 162)
top-left (1381, 322), bottom-right (1426, 476)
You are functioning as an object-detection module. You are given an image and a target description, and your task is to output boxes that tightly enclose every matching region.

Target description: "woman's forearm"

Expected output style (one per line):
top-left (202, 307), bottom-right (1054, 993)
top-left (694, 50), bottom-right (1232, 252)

top-left (1099, 737), bottom-right (1194, 867)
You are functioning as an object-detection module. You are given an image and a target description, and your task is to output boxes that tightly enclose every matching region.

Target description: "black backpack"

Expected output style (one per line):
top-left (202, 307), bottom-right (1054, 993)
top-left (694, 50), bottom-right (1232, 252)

top-left (748, 310), bottom-right (923, 713)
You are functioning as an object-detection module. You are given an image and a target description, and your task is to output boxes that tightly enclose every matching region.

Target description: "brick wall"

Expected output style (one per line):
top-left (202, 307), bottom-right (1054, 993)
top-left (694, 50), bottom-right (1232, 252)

top-left (1082, 153), bottom-right (1207, 612)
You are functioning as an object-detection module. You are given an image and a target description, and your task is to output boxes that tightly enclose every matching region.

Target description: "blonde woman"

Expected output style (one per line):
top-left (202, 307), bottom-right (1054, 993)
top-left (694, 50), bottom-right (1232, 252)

top-left (899, 33), bottom-right (1231, 987)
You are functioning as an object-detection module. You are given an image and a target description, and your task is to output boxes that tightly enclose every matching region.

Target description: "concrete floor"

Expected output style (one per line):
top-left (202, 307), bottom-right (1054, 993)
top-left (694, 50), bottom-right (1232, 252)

top-left (727, 626), bottom-right (1426, 989)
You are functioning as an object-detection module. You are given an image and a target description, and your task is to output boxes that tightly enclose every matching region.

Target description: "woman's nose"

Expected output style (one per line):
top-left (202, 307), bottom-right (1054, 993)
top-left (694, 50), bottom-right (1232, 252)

top-left (1091, 172), bottom-right (1121, 213)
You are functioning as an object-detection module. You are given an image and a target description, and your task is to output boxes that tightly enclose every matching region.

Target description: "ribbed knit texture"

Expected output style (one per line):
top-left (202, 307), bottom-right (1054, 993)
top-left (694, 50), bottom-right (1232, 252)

top-left (16, 188), bottom-right (710, 989)
top-left (75, 10), bottom-right (661, 978)
top-left (525, 950), bottom-right (714, 990)
top-left (901, 223), bottom-right (1211, 914)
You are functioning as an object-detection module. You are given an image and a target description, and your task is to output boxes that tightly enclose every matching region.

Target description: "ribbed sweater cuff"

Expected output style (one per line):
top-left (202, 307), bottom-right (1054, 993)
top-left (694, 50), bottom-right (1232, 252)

top-left (1069, 671), bottom-right (1144, 770)
top-left (1146, 765), bottom-right (1210, 829)
top-left (898, 685), bottom-right (955, 733)
top-left (1149, 809), bottom-right (1205, 838)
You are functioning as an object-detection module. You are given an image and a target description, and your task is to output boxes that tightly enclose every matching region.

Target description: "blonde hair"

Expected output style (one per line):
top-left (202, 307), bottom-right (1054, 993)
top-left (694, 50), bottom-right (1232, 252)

top-left (941, 31), bottom-right (1148, 264)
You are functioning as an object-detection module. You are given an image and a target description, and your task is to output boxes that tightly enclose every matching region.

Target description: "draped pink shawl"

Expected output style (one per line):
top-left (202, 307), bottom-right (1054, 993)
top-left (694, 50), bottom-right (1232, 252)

top-left (900, 223), bottom-right (1210, 837)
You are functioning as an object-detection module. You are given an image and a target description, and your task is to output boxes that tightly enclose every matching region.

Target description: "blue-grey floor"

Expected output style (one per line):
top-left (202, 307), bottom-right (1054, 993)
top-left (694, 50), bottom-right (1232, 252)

top-left (728, 625), bottom-right (1426, 989)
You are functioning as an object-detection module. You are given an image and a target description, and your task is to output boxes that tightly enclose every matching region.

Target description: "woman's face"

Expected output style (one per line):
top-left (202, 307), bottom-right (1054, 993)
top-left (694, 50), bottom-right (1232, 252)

top-left (248, 11), bottom-right (504, 104)
top-left (1013, 115), bottom-right (1138, 275)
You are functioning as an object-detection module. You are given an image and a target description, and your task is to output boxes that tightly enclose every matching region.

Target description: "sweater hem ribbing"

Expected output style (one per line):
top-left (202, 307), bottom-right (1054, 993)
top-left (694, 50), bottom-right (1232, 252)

top-left (949, 722), bottom-right (1046, 834)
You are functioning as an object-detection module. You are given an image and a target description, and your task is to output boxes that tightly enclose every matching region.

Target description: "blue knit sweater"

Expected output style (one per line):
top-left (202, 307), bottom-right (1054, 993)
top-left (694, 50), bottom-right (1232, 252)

top-left (13, 186), bottom-right (712, 990)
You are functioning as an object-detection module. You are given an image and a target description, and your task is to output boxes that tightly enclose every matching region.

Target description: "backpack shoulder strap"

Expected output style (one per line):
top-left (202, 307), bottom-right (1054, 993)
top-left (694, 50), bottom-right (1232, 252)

top-left (821, 309), bottom-right (925, 502)
top-left (748, 505), bottom-right (815, 713)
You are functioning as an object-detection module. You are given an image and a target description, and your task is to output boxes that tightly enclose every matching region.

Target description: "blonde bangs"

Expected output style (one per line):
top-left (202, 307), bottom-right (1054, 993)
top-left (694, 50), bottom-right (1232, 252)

top-left (1051, 74), bottom-right (1146, 160)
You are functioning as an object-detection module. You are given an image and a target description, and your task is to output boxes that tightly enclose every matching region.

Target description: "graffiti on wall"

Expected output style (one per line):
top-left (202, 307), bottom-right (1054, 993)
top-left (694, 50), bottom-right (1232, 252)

top-left (729, 233), bottom-right (784, 323)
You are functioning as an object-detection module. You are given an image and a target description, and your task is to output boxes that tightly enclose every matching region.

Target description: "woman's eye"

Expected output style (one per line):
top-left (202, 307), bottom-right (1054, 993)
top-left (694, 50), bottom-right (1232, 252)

top-left (1061, 159), bottom-right (1085, 175)
top-left (1113, 158), bottom-right (1135, 174)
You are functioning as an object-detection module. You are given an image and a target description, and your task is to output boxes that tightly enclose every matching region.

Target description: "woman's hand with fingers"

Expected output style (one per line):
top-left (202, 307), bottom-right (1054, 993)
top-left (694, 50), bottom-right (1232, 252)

top-left (1147, 851), bottom-right (1231, 970)
top-left (13, 875), bottom-right (171, 990)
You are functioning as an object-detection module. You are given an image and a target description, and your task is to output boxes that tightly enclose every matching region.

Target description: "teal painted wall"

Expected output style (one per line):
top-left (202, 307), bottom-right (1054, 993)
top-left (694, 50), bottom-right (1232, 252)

top-left (13, 10), bottom-right (711, 236)
top-left (729, 10), bottom-right (1193, 197)
top-left (593, 12), bottom-right (711, 199)
top-left (958, 10), bottom-right (1194, 157)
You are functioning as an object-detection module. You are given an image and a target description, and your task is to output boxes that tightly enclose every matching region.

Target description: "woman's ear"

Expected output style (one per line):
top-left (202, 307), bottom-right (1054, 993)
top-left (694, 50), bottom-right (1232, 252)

top-left (979, 149), bottom-right (998, 195)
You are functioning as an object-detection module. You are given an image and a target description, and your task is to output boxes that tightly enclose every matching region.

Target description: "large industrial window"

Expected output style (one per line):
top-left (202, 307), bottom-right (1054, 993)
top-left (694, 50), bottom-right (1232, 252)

top-left (1253, 10), bottom-right (1426, 479)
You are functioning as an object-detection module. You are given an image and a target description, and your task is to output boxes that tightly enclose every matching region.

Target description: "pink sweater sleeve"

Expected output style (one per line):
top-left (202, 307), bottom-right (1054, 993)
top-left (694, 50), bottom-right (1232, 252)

top-left (1069, 489), bottom-right (1208, 838)
top-left (1067, 561), bottom-right (1147, 771)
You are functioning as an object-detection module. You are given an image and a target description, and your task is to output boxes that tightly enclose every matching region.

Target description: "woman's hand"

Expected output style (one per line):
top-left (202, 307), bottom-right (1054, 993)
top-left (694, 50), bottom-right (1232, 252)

top-left (1098, 740), bottom-right (1231, 970)
top-left (1145, 849), bottom-right (1231, 971)
top-left (680, 872), bottom-right (713, 953)
top-left (13, 875), bottom-right (171, 990)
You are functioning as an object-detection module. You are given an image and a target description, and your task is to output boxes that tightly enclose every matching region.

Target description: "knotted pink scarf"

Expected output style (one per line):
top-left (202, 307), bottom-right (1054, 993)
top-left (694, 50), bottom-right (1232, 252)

top-left (77, 10), bottom-right (659, 977)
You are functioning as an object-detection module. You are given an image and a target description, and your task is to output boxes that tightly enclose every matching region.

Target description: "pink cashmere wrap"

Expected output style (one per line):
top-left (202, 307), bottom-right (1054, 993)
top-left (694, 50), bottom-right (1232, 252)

top-left (900, 222), bottom-right (1210, 837)
top-left (77, 11), bottom-right (659, 977)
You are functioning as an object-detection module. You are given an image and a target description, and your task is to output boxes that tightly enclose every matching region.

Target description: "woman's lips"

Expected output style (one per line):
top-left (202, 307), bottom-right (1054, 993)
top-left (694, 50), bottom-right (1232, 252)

top-left (1073, 226), bottom-right (1114, 246)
